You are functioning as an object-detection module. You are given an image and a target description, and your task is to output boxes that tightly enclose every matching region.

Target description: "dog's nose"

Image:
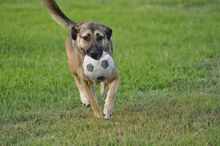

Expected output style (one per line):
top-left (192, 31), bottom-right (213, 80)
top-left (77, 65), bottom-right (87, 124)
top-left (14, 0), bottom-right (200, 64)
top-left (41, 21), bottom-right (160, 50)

top-left (90, 51), bottom-right (99, 60)
top-left (87, 45), bottom-right (103, 60)
top-left (89, 49), bottom-right (103, 60)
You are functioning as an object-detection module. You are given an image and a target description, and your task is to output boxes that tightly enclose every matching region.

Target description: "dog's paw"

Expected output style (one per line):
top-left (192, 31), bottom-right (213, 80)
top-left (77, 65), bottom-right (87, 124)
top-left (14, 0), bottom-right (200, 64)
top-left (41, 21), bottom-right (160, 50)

top-left (103, 108), bottom-right (112, 119)
top-left (80, 96), bottom-right (90, 107)
top-left (103, 112), bottom-right (112, 119)
top-left (103, 101), bottom-right (114, 119)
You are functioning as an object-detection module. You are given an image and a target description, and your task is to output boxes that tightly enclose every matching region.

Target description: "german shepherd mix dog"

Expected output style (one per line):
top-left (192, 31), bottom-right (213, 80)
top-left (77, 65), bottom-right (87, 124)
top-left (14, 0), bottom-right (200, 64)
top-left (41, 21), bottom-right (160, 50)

top-left (43, 0), bottom-right (119, 119)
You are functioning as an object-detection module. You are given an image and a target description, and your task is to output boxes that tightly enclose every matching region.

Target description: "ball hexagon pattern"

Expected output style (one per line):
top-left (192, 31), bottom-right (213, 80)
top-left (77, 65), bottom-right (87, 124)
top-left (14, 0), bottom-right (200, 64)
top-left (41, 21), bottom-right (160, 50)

top-left (87, 63), bottom-right (94, 72)
top-left (101, 60), bottom-right (109, 69)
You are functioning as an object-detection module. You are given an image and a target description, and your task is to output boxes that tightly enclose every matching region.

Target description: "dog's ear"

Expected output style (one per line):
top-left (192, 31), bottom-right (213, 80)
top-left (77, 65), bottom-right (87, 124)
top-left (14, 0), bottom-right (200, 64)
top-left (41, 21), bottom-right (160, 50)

top-left (105, 27), bottom-right (112, 40)
top-left (71, 25), bottom-right (79, 40)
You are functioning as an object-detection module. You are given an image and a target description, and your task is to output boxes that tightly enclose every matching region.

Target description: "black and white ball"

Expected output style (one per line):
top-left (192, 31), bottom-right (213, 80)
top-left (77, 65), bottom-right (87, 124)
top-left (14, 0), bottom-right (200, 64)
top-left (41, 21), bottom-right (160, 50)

top-left (83, 51), bottom-right (114, 81)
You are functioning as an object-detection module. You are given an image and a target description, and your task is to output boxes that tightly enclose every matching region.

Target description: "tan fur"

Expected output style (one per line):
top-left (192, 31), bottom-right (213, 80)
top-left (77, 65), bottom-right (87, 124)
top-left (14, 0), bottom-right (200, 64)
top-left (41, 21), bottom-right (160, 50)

top-left (43, 0), bottom-right (119, 119)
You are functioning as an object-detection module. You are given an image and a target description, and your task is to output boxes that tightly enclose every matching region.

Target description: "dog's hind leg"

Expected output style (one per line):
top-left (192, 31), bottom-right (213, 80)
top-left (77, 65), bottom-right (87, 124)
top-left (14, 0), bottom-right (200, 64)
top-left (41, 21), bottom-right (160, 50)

top-left (100, 82), bottom-right (107, 99)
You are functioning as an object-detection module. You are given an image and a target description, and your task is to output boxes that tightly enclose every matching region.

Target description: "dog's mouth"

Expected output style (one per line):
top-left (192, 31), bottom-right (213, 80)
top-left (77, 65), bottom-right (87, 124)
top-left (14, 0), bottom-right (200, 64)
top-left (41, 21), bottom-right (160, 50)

top-left (86, 47), bottom-right (103, 60)
top-left (89, 51), bottom-right (103, 60)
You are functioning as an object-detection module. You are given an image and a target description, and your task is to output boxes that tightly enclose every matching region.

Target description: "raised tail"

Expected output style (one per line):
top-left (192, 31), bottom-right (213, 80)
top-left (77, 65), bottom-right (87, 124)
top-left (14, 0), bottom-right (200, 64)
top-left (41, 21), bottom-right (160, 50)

top-left (43, 0), bottom-right (76, 29)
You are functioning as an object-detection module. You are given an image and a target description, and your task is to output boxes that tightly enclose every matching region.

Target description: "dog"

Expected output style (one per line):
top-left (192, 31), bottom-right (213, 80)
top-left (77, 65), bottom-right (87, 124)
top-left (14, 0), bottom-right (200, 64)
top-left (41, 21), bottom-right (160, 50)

top-left (43, 0), bottom-right (119, 119)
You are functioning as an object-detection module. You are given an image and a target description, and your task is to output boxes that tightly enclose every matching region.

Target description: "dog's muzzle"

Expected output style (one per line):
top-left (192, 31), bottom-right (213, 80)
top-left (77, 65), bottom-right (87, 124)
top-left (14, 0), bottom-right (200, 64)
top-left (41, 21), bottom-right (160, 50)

top-left (86, 45), bottom-right (103, 60)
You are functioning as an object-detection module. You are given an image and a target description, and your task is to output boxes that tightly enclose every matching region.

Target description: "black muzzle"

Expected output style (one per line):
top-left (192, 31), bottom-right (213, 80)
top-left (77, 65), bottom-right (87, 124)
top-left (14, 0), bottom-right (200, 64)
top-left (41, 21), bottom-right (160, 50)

top-left (86, 45), bottom-right (103, 60)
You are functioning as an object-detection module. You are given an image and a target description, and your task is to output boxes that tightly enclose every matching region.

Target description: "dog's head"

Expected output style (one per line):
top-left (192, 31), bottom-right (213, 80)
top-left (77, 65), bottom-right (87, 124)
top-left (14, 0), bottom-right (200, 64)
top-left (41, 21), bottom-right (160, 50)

top-left (71, 21), bottom-right (112, 60)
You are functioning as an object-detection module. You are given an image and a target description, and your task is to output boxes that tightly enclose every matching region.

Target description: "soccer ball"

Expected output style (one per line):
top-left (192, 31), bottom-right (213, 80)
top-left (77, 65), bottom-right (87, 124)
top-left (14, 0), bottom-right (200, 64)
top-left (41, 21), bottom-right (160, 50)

top-left (83, 51), bottom-right (114, 81)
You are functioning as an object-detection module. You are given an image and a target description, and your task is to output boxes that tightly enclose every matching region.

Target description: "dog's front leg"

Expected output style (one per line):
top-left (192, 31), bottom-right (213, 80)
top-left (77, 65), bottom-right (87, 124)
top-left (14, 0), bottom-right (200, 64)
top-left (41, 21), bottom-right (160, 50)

top-left (83, 81), bottom-right (102, 118)
top-left (103, 76), bottom-right (119, 119)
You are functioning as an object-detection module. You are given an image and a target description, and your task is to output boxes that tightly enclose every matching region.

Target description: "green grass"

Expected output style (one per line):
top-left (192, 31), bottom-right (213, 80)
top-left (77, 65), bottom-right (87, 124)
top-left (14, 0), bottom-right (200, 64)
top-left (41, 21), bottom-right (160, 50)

top-left (0, 0), bottom-right (220, 145)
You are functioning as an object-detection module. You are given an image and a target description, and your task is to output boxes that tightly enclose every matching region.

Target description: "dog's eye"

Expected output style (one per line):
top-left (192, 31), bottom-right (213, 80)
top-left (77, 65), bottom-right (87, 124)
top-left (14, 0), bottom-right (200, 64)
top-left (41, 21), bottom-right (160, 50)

top-left (96, 35), bottom-right (104, 41)
top-left (82, 35), bottom-right (90, 41)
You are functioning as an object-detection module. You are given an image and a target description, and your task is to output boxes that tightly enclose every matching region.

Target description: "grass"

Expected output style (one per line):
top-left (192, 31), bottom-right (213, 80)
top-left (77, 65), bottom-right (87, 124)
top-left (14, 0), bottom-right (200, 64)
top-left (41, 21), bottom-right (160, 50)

top-left (0, 0), bottom-right (220, 145)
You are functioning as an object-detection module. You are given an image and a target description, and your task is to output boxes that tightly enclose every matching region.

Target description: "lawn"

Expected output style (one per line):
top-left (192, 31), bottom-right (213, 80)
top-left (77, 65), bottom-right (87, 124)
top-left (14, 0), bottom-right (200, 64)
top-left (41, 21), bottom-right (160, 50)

top-left (0, 0), bottom-right (220, 145)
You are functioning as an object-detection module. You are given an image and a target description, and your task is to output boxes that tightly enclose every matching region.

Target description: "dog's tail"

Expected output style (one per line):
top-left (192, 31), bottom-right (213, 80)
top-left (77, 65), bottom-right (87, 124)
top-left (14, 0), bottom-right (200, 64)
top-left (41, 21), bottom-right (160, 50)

top-left (42, 0), bottom-right (76, 30)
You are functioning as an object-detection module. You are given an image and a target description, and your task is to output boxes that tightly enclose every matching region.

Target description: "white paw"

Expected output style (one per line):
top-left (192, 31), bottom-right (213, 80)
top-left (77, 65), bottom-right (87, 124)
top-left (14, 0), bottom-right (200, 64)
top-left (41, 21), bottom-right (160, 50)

top-left (103, 112), bottom-right (112, 119)
top-left (103, 106), bottom-right (113, 119)
top-left (80, 96), bottom-right (90, 107)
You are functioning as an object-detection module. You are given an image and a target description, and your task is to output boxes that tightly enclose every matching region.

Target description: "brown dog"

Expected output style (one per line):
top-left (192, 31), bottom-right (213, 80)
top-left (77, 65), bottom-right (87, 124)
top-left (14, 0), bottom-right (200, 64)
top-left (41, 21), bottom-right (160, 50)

top-left (43, 0), bottom-right (119, 119)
